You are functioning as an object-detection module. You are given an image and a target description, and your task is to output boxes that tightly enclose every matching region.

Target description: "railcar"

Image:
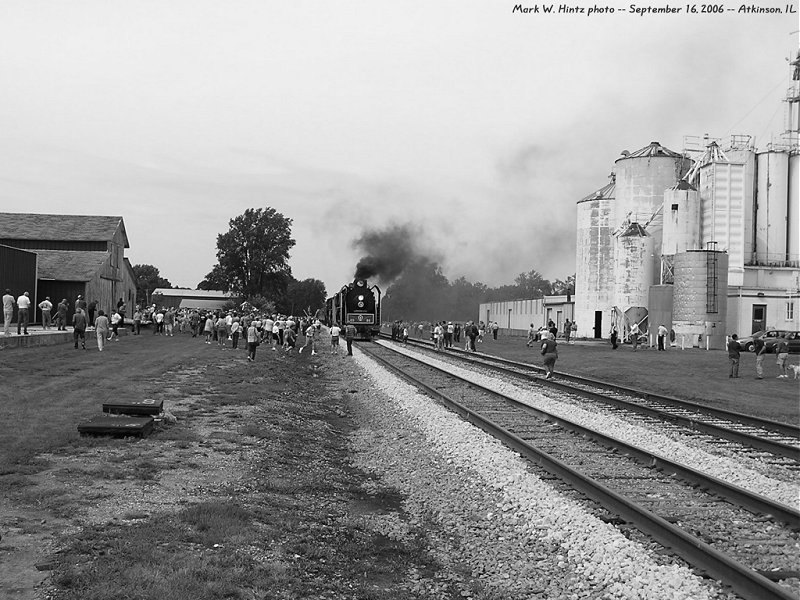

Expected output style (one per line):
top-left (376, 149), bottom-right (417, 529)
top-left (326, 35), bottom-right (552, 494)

top-left (326, 278), bottom-right (381, 340)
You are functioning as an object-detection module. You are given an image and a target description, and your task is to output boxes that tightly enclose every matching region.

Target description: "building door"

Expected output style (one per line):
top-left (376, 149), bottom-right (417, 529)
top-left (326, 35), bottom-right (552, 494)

top-left (594, 310), bottom-right (602, 339)
top-left (751, 304), bottom-right (766, 334)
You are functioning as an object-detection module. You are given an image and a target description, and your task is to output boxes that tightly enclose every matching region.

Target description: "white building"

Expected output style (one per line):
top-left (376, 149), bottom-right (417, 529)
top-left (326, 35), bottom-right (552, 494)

top-left (478, 295), bottom-right (574, 336)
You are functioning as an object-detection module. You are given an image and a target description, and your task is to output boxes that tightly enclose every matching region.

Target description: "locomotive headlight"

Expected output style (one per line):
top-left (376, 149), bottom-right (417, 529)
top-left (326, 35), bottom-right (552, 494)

top-left (357, 302), bottom-right (364, 308)
top-left (358, 295), bottom-right (364, 301)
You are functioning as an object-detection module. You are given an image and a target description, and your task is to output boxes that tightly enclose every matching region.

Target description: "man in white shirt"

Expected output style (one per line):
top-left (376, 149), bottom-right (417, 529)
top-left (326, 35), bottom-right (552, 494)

top-left (16, 291), bottom-right (31, 335)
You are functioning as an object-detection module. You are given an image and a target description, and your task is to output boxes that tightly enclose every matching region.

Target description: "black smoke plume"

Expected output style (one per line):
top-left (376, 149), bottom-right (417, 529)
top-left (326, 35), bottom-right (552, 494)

top-left (352, 223), bottom-right (431, 283)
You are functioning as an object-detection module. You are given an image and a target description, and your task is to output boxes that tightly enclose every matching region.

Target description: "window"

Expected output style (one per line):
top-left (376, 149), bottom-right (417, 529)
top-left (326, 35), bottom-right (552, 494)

top-left (671, 204), bottom-right (679, 211)
top-left (788, 302), bottom-right (795, 321)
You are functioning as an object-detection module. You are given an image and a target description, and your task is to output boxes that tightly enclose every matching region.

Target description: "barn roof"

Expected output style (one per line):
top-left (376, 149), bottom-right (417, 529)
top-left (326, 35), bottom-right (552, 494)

top-left (36, 250), bottom-right (109, 281)
top-left (0, 213), bottom-right (129, 248)
top-left (178, 298), bottom-right (232, 310)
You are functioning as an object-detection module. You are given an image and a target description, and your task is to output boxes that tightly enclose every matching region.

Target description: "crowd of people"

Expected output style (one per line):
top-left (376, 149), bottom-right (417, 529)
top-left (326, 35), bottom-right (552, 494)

top-left (125, 304), bottom-right (362, 362)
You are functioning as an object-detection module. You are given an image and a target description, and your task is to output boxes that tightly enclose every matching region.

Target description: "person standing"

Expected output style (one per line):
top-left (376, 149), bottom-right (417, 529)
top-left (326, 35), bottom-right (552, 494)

top-left (204, 314), bottom-right (215, 344)
top-left (433, 322), bottom-right (444, 351)
top-left (164, 308), bottom-right (175, 337)
top-left (87, 299), bottom-right (98, 327)
top-left (610, 325), bottom-right (619, 350)
top-left (329, 323), bottom-right (341, 354)
top-left (39, 296), bottom-right (53, 330)
top-left (657, 323), bottom-right (668, 351)
top-left (344, 323), bottom-right (357, 356)
top-left (75, 295), bottom-right (88, 318)
top-left (73, 308), bottom-right (88, 349)
top-left (231, 317), bottom-right (241, 349)
top-left (216, 314), bottom-right (228, 347)
top-left (630, 321), bottom-right (640, 351)
top-left (133, 306), bottom-right (143, 335)
top-left (775, 337), bottom-right (790, 378)
top-left (468, 321), bottom-right (479, 352)
top-left (246, 321), bottom-right (259, 361)
top-left (541, 331), bottom-right (559, 380)
top-left (94, 310), bottom-right (110, 351)
top-left (753, 335), bottom-right (766, 379)
top-left (2, 289), bottom-right (15, 337)
top-left (16, 291), bottom-right (31, 335)
top-left (56, 299), bottom-right (68, 331)
top-left (491, 321), bottom-right (499, 340)
top-left (564, 319), bottom-right (572, 344)
top-left (727, 334), bottom-right (741, 378)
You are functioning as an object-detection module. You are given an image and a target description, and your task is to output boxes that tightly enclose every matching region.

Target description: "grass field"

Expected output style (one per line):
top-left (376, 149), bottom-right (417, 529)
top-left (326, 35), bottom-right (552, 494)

top-left (428, 333), bottom-right (799, 424)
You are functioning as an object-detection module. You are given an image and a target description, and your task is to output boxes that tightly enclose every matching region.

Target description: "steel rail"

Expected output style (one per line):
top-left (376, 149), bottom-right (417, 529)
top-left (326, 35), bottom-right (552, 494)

top-left (366, 342), bottom-right (800, 526)
top-left (380, 333), bottom-right (800, 442)
top-left (359, 342), bottom-right (798, 600)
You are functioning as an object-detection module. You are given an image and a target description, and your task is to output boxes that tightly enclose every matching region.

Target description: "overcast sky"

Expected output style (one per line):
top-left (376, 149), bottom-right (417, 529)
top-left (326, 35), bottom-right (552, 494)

top-left (0, 1), bottom-right (796, 295)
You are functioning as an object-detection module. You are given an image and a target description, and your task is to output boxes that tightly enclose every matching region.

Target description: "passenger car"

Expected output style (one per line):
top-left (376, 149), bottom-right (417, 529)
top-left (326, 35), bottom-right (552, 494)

top-left (739, 329), bottom-right (800, 353)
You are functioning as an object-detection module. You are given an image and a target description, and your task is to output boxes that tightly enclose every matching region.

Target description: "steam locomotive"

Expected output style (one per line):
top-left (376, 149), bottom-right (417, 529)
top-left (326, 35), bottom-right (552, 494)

top-left (325, 278), bottom-right (381, 341)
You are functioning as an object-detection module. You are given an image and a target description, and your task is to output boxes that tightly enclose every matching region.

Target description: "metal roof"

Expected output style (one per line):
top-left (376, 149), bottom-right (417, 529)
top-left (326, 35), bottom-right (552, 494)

top-left (0, 213), bottom-right (129, 248)
top-left (152, 288), bottom-right (233, 298)
top-left (178, 298), bottom-right (231, 310)
top-left (578, 180), bottom-right (616, 204)
top-left (616, 141), bottom-right (684, 162)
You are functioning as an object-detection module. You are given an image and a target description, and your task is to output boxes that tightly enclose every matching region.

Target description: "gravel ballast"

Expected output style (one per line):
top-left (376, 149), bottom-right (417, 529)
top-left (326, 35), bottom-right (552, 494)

top-left (350, 348), bottom-right (733, 600)
top-left (379, 342), bottom-right (799, 510)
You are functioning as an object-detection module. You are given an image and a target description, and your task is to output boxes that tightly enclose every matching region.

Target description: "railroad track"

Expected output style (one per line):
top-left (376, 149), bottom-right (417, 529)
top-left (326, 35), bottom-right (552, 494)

top-left (359, 340), bottom-right (800, 600)
top-left (378, 334), bottom-right (800, 462)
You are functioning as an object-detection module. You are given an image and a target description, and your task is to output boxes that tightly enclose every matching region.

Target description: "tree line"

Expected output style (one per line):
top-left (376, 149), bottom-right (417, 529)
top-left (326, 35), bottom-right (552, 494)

top-left (133, 206), bottom-right (573, 321)
top-left (379, 258), bottom-right (574, 322)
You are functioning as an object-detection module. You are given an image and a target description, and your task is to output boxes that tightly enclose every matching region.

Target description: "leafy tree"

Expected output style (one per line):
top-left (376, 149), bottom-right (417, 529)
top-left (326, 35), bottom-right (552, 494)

top-left (282, 278), bottom-right (327, 317)
top-left (552, 274), bottom-right (575, 296)
top-left (450, 277), bottom-right (488, 321)
top-left (132, 264), bottom-right (172, 306)
top-left (514, 269), bottom-right (552, 298)
top-left (197, 264), bottom-right (229, 292)
top-left (205, 207), bottom-right (296, 300)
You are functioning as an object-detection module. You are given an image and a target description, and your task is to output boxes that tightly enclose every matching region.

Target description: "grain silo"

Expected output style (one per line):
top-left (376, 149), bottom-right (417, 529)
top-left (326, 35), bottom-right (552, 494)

top-left (614, 141), bottom-right (692, 284)
top-left (613, 220), bottom-right (654, 334)
top-left (699, 160), bottom-right (746, 286)
top-left (662, 180), bottom-right (701, 255)
top-left (755, 150), bottom-right (790, 265)
top-left (672, 249), bottom-right (729, 349)
top-left (722, 140), bottom-right (758, 261)
top-left (789, 152), bottom-right (799, 266)
top-left (575, 177), bottom-right (615, 338)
